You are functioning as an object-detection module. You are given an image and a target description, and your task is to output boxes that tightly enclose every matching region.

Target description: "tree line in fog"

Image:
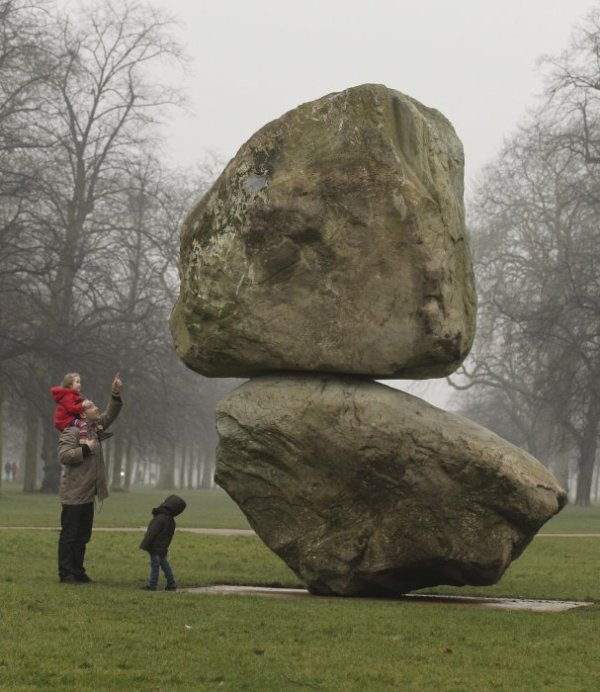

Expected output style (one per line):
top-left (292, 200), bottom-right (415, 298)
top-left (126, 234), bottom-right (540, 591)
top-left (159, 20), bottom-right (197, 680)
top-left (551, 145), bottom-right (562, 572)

top-left (0, 0), bottom-right (235, 493)
top-left (451, 7), bottom-right (600, 505)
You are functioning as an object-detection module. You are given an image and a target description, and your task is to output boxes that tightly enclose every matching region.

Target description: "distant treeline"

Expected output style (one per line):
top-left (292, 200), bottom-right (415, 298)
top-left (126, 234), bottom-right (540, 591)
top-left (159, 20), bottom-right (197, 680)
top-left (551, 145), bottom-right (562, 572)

top-left (0, 0), bottom-right (234, 493)
top-left (450, 6), bottom-right (600, 505)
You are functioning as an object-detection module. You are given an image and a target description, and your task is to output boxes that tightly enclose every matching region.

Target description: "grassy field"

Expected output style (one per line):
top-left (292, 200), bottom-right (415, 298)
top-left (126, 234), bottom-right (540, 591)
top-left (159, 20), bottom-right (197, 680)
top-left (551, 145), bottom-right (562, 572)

top-left (0, 487), bottom-right (599, 690)
top-left (0, 485), bottom-right (250, 529)
top-left (1, 484), bottom-right (599, 533)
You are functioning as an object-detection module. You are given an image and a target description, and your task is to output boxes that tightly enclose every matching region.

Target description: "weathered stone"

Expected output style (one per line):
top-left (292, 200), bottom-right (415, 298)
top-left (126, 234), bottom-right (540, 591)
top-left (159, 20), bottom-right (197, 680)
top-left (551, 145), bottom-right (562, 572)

top-left (171, 84), bottom-right (476, 379)
top-left (215, 376), bottom-right (566, 596)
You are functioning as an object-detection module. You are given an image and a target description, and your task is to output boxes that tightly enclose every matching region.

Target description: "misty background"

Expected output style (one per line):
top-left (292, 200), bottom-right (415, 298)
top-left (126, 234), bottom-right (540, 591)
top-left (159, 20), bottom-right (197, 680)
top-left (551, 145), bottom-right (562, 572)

top-left (1, 0), bottom-right (600, 504)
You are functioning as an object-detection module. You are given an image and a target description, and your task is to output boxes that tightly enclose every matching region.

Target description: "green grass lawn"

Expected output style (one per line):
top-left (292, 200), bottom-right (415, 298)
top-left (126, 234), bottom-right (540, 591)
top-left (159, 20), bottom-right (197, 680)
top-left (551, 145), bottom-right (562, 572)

top-left (0, 484), bottom-right (249, 529)
top-left (539, 502), bottom-right (600, 533)
top-left (1, 483), bottom-right (599, 533)
top-left (0, 487), bottom-right (599, 690)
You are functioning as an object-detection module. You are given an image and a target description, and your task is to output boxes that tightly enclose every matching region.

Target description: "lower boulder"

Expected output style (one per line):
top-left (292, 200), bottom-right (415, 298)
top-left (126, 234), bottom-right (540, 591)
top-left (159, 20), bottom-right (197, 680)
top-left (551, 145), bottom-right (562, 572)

top-left (215, 375), bottom-right (566, 596)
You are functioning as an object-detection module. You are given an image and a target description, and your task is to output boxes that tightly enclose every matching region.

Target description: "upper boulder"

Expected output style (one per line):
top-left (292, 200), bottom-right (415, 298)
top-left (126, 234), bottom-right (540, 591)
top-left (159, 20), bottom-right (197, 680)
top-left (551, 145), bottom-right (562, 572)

top-left (171, 84), bottom-right (476, 378)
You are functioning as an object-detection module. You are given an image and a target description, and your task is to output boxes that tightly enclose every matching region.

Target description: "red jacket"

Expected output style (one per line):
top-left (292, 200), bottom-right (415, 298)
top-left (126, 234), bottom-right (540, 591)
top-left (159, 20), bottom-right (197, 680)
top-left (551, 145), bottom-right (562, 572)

top-left (51, 387), bottom-right (84, 432)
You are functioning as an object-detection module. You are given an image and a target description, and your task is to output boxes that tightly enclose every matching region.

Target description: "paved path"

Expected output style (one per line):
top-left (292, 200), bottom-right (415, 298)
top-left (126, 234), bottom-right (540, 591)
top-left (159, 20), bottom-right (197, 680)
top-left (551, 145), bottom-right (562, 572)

top-left (536, 533), bottom-right (600, 537)
top-left (0, 526), bottom-right (256, 535)
top-left (2, 527), bottom-right (600, 537)
top-left (188, 584), bottom-right (593, 612)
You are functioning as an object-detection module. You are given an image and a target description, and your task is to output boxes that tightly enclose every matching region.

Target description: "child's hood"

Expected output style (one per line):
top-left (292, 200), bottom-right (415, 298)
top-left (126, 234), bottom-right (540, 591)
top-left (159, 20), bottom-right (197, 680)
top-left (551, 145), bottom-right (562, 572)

top-left (51, 386), bottom-right (81, 404)
top-left (152, 495), bottom-right (187, 517)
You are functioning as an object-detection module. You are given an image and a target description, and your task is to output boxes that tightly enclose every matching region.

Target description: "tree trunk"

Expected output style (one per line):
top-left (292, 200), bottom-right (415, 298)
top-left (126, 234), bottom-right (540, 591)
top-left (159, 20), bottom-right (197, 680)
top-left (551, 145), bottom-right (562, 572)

top-left (576, 444), bottom-right (597, 506)
top-left (197, 452), bottom-right (207, 489)
top-left (196, 452), bottom-right (204, 490)
top-left (39, 419), bottom-right (61, 493)
top-left (124, 438), bottom-right (133, 489)
top-left (23, 412), bottom-right (39, 493)
top-left (151, 460), bottom-right (156, 486)
top-left (104, 444), bottom-right (112, 485)
top-left (0, 386), bottom-right (3, 490)
top-left (575, 402), bottom-right (600, 506)
top-left (157, 448), bottom-right (175, 490)
top-left (200, 453), bottom-right (214, 489)
top-left (186, 445), bottom-right (194, 489)
top-left (178, 445), bottom-right (185, 489)
top-left (110, 433), bottom-right (125, 490)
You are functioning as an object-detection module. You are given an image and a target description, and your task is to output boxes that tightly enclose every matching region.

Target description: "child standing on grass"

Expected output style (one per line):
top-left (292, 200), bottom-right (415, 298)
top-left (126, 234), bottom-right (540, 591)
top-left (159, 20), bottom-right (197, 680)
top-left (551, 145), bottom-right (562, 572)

top-left (140, 494), bottom-right (187, 591)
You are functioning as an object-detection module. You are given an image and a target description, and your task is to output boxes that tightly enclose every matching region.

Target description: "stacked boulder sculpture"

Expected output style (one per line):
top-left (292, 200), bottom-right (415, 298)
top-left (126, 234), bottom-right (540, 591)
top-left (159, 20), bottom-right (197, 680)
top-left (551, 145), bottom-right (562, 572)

top-left (171, 84), bottom-right (566, 596)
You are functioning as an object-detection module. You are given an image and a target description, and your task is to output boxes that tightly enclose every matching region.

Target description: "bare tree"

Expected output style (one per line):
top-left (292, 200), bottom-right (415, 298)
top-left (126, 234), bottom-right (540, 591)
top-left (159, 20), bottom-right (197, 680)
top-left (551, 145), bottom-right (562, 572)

top-left (0, 2), bottom-right (255, 495)
top-left (3, 0), bottom-right (186, 491)
top-left (0, 0), bottom-right (55, 152)
top-left (452, 115), bottom-right (600, 504)
top-left (540, 7), bottom-right (600, 165)
top-left (0, 0), bottom-right (55, 359)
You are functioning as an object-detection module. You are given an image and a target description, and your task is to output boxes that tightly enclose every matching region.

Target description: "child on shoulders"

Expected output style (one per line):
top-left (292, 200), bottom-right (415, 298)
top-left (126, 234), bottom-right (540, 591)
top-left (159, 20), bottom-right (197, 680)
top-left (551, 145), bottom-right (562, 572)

top-left (51, 372), bottom-right (112, 444)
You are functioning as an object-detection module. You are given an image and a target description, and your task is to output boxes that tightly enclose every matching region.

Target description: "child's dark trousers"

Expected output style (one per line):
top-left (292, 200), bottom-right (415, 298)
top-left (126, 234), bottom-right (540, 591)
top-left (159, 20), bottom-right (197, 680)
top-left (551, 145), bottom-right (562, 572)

top-left (148, 553), bottom-right (175, 588)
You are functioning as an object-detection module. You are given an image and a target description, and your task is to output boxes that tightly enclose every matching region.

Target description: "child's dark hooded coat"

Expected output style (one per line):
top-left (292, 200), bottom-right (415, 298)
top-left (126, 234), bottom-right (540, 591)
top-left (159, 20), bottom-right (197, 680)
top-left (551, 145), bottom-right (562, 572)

top-left (139, 495), bottom-right (186, 556)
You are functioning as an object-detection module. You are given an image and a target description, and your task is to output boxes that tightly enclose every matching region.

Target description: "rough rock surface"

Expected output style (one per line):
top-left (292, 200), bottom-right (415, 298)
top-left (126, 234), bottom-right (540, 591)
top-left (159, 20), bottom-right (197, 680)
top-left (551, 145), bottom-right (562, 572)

top-left (171, 83), bottom-right (476, 379)
top-left (215, 376), bottom-right (567, 596)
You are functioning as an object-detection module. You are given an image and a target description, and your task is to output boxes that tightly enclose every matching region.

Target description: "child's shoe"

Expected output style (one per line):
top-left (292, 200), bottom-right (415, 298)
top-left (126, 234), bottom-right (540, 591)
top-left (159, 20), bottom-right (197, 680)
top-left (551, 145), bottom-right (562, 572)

top-left (165, 584), bottom-right (177, 591)
top-left (142, 585), bottom-right (156, 591)
top-left (97, 430), bottom-right (114, 442)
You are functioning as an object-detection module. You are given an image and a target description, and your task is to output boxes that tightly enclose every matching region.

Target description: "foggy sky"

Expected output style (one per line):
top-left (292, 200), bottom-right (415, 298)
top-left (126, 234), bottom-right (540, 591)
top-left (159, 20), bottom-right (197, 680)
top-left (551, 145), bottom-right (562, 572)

top-left (146, 0), bottom-right (595, 407)
top-left (155, 0), bottom-right (594, 187)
